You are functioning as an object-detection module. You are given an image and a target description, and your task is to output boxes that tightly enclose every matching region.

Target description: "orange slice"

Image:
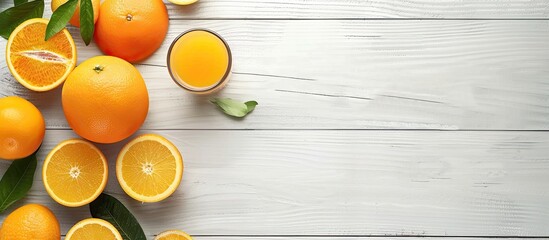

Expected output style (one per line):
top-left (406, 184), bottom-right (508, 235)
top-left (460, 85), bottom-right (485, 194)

top-left (155, 230), bottom-right (193, 240)
top-left (66, 218), bottom-right (122, 240)
top-left (116, 134), bottom-right (183, 202)
top-left (167, 0), bottom-right (198, 5)
top-left (42, 139), bottom-right (108, 207)
top-left (6, 18), bottom-right (76, 92)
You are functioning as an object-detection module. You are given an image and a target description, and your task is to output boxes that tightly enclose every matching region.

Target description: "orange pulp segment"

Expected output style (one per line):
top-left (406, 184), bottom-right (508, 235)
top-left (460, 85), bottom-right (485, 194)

top-left (6, 18), bottom-right (76, 91)
top-left (116, 134), bottom-right (183, 202)
top-left (155, 230), bottom-right (193, 240)
top-left (65, 218), bottom-right (122, 240)
top-left (42, 139), bottom-right (108, 207)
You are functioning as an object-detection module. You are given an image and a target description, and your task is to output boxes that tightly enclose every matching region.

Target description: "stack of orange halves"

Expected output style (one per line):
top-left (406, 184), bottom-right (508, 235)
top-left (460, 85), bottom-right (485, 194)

top-left (0, 0), bottom-right (195, 239)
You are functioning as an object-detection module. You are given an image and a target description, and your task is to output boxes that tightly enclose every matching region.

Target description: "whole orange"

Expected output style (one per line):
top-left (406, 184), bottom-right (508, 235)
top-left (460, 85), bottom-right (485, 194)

top-left (0, 204), bottom-right (60, 240)
top-left (62, 56), bottom-right (149, 143)
top-left (94, 0), bottom-right (169, 62)
top-left (51, 0), bottom-right (100, 27)
top-left (0, 96), bottom-right (45, 160)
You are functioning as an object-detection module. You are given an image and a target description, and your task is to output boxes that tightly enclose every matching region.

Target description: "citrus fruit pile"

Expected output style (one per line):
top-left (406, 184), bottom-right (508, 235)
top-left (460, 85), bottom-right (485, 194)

top-left (1, 0), bottom-right (199, 238)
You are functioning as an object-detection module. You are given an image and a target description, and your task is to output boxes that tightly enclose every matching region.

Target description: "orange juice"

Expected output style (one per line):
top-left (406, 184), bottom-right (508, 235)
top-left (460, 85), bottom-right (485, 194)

top-left (167, 29), bottom-right (232, 93)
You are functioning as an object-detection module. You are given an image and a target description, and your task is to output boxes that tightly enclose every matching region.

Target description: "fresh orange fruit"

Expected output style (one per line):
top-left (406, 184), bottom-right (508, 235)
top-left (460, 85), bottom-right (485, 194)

top-left (117, 134), bottom-right (183, 202)
top-left (0, 204), bottom-right (60, 240)
top-left (66, 218), bottom-right (123, 240)
top-left (94, 0), bottom-right (169, 62)
top-left (168, 0), bottom-right (198, 5)
top-left (62, 55), bottom-right (149, 144)
top-left (6, 18), bottom-right (76, 91)
top-left (0, 96), bottom-right (45, 160)
top-left (51, 0), bottom-right (100, 27)
top-left (155, 230), bottom-right (193, 240)
top-left (43, 139), bottom-right (108, 207)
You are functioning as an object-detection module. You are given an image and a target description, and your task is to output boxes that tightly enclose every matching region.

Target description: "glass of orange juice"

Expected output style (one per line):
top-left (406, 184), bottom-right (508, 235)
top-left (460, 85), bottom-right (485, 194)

top-left (167, 29), bottom-right (232, 94)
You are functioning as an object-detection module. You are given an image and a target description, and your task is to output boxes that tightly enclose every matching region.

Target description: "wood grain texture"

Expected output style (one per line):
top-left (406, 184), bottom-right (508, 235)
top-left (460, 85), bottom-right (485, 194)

top-left (57, 237), bottom-right (548, 240)
top-left (61, 238), bottom-right (542, 240)
top-left (149, 238), bottom-right (549, 240)
top-left (59, 236), bottom-right (549, 239)
top-left (177, 238), bottom-right (544, 240)
top-left (6, 0), bottom-right (549, 19)
top-left (164, 0), bottom-right (549, 19)
top-left (1, 130), bottom-right (548, 236)
top-left (1, 1), bottom-right (548, 238)
top-left (52, 236), bottom-right (541, 239)
top-left (165, 236), bottom-right (549, 240)
top-left (2, 20), bottom-right (549, 130)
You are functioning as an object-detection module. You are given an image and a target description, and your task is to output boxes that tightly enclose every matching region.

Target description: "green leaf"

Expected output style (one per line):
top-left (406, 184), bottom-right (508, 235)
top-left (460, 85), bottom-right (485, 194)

top-left (79, 0), bottom-right (94, 45)
top-left (45, 0), bottom-right (77, 41)
top-left (0, 153), bottom-right (37, 213)
top-left (245, 101), bottom-right (258, 112)
top-left (14, 0), bottom-right (29, 6)
top-left (210, 98), bottom-right (258, 118)
top-left (0, 0), bottom-right (44, 39)
top-left (90, 193), bottom-right (147, 240)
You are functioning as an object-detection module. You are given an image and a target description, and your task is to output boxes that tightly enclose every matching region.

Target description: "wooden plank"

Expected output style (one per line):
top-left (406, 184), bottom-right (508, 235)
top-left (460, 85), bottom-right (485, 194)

top-left (53, 236), bottom-right (544, 239)
top-left (2, 20), bottom-right (549, 130)
top-left (7, 0), bottom-right (549, 19)
top-left (56, 236), bottom-right (546, 239)
top-left (153, 238), bottom-right (549, 240)
top-left (1, 130), bottom-right (548, 236)
top-left (61, 237), bottom-right (549, 240)
top-left (182, 238), bottom-right (544, 240)
top-left (164, 0), bottom-right (549, 19)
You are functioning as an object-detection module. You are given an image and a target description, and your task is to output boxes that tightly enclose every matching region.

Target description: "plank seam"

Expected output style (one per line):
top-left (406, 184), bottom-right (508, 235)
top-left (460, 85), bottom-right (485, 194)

top-left (58, 235), bottom-right (549, 238)
top-left (154, 235), bottom-right (549, 238)
top-left (43, 129), bottom-right (549, 131)
top-left (168, 18), bottom-right (549, 21)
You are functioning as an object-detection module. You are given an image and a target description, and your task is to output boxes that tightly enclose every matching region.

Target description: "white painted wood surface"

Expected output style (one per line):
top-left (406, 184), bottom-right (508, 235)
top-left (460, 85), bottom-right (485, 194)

top-left (59, 238), bottom-right (541, 240)
top-left (2, 130), bottom-right (549, 236)
top-left (1, 0), bottom-right (549, 239)
top-left (56, 237), bottom-right (547, 240)
top-left (65, 238), bottom-right (548, 240)
top-left (9, 0), bottom-right (549, 19)
top-left (50, 237), bottom-right (542, 240)
top-left (2, 20), bottom-right (549, 130)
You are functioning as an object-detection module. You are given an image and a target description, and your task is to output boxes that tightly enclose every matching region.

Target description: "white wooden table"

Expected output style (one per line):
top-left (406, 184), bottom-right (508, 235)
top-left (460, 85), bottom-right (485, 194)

top-left (1, 0), bottom-right (549, 239)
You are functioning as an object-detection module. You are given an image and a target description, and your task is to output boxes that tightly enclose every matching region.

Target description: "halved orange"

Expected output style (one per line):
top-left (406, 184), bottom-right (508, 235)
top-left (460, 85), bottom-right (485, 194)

top-left (116, 134), bottom-right (183, 203)
top-left (6, 18), bottom-right (76, 92)
top-left (66, 218), bottom-right (122, 240)
top-left (155, 230), bottom-right (193, 240)
top-left (43, 139), bottom-right (108, 207)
